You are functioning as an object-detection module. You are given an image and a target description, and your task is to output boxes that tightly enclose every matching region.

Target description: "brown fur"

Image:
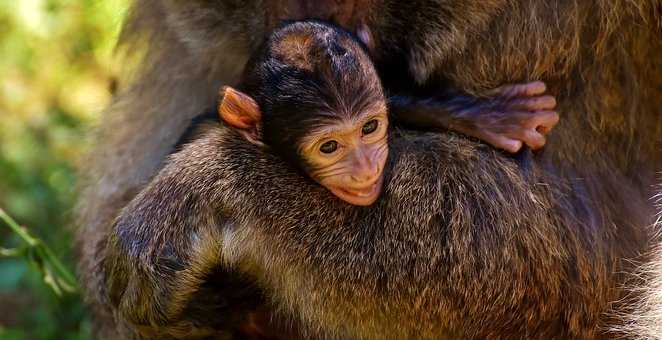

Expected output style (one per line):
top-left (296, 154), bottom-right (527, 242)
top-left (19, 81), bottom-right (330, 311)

top-left (273, 31), bottom-right (315, 71)
top-left (103, 124), bottom-right (654, 339)
top-left (76, 0), bottom-right (662, 338)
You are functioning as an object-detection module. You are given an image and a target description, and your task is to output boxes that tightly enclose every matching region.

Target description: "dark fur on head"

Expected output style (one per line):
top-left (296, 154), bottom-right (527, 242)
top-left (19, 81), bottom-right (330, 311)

top-left (237, 20), bottom-right (383, 167)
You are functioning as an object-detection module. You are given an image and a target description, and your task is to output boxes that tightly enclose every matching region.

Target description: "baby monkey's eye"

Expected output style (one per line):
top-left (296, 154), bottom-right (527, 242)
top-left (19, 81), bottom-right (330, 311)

top-left (362, 120), bottom-right (379, 135)
top-left (319, 140), bottom-right (338, 154)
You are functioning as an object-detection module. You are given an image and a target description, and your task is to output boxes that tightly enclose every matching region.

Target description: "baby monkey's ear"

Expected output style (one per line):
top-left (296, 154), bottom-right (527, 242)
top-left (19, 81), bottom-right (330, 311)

top-left (218, 86), bottom-right (264, 146)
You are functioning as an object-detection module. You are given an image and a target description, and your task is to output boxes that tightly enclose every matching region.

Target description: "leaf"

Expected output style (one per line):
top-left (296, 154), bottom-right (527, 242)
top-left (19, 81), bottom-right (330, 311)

top-left (0, 247), bottom-right (23, 257)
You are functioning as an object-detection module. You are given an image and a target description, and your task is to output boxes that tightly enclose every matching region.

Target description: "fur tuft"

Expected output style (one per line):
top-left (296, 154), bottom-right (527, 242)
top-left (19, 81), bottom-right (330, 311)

top-left (611, 183), bottom-right (662, 339)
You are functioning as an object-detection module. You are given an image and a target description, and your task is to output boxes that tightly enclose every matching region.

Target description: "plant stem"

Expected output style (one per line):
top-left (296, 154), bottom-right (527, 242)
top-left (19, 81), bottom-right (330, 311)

top-left (0, 208), bottom-right (38, 246)
top-left (0, 207), bottom-right (77, 289)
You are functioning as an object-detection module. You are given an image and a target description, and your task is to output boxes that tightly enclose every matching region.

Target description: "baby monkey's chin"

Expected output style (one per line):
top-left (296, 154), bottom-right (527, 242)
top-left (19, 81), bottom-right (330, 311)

top-left (328, 175), bottom-right (384, 206)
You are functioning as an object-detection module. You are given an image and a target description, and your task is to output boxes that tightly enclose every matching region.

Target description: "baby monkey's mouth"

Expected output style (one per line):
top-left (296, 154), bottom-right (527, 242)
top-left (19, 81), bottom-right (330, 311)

top-left (330, 176), bottom-right (384, 206)
top-left (342, 182), bottom-right (379, 197)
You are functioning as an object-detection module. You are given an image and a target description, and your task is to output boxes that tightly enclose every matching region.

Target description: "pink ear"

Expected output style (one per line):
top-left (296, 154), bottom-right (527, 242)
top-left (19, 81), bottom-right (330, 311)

top-left (218, 87), bottom-right (264, 145)
top-left (218, 86), bottom-right (261, 129)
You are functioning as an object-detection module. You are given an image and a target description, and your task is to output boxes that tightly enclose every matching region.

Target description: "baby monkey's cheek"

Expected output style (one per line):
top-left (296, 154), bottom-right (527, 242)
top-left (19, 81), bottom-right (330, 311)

top-left (306, 163), bottom-right (345, 187)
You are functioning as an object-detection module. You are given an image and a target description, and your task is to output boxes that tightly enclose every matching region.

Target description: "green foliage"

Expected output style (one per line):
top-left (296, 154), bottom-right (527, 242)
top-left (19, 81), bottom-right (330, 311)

top-left (0, 209), bottom-right (77, 296)
top-left (0, 0), bottom-right (128, 338)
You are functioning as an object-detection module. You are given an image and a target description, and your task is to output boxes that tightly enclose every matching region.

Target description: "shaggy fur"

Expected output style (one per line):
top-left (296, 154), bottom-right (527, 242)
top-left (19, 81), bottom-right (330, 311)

top-left (76, 0), bottom-right (662, 338)
top-left (612, 187), bottom-right (662, 339)
top-left (104, 125), bottom-right (654, 338)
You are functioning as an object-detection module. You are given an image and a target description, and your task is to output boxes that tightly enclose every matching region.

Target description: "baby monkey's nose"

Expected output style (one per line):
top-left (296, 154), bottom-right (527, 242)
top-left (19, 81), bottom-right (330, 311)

top-left (350, 164), bottom-right (380, 184)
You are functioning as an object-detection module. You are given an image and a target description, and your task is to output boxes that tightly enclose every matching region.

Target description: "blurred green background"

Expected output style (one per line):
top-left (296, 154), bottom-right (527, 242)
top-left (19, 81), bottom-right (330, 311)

top-left (0, 0), bottom-right (128, 339)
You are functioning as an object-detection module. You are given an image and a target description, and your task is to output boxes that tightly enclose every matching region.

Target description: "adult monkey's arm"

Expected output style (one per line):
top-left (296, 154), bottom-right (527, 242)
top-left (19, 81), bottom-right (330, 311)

top-left (104, 167), bottom-right (219, 337)
top-left (102, 130), bottom-right (257, 338)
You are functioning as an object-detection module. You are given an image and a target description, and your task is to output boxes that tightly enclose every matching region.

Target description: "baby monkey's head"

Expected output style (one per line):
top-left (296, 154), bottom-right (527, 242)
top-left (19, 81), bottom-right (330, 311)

top-left (219, 20), bottom-right (388, 206)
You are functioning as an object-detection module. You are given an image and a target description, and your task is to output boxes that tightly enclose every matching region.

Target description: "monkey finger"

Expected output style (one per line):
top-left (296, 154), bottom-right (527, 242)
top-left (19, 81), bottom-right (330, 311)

top-left (488, 81), bottom-right (547, 98)
top-left (476, 131), bottom-right (524, 153)
top-left (508, 95), bottom-right (557, 111)
top-left (525, 110), bottom-right (559, 131)
top-left (509, 129), bottom-right (546, 150)
top-left (537, 125), bottom-right (552, 135)
top-left (356, 23), bottom-right (374, 50)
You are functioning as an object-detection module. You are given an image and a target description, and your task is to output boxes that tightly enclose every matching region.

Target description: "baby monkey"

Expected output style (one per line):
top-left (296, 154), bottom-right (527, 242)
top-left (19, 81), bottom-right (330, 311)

top-left (218, 21), bottom-right (558, 206)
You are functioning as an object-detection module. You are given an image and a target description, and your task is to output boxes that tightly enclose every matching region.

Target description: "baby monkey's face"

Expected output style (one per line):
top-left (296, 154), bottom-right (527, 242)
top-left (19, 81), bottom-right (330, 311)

top-left (217, 86), bottom-right (388, 207)
top-left (299, 102), bottom-right (389, 206)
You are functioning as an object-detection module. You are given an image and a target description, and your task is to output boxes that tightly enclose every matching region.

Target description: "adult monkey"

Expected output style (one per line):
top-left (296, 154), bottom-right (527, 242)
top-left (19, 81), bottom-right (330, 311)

top-left (76, 0), bottom-right (662, 339)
